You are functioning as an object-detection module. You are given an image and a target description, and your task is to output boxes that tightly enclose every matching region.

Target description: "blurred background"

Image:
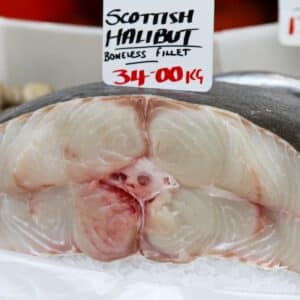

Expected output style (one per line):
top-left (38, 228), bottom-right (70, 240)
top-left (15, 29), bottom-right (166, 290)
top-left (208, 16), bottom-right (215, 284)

top-left (0, 0), bottom-right (278, 31)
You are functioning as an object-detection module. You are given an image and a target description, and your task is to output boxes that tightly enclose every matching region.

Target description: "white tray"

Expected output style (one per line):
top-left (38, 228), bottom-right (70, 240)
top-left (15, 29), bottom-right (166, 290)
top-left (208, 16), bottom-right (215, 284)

top-left (1, 17), bottom-right (300, 91)
top-left (0, 17), bottom-right (102, 89)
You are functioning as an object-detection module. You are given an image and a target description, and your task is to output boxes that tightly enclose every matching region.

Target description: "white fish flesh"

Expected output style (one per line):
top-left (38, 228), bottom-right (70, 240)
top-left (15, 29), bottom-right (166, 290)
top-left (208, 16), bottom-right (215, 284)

top-left (0, 95), bottom-right (299, 272)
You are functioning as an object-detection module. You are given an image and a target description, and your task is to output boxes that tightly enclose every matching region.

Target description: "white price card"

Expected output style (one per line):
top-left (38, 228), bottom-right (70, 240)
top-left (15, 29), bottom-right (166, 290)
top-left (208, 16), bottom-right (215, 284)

top-left (279, 0), bottom-right (300, 45)
top-left (102, 0), bottom-right (215, 92)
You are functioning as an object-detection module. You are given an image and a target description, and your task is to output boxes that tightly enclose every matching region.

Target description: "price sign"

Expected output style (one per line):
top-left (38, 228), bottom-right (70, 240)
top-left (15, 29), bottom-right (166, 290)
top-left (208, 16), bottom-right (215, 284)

top-left (279, 0), bottom-right (300, 45)
top-left (103, 0), bottom-right (215, 92)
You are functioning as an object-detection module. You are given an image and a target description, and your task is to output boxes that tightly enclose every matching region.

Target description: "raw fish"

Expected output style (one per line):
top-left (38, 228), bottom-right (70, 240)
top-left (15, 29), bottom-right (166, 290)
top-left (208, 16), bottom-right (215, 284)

top-left (0, 91), bottom-right (299, 272)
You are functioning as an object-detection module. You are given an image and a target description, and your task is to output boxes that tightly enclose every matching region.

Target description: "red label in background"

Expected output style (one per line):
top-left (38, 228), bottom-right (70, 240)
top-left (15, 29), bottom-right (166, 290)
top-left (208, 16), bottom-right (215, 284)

top-left (289, 17), bottom-right (295, 35)
top-left (279, 0), bottom-right (300, 45)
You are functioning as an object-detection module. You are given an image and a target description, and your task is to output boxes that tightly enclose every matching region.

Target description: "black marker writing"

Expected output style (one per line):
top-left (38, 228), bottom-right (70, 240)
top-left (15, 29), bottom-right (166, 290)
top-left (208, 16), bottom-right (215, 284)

top-left (106, 9), bottom-right (194, 26)
top-left (105, 7), bottom-right (200, 63)
top-left (156, 47), bottom-right (191, 57)
top-left (105, 28), bottom-right (198, 47)
top-left (104, 50), bottom-right (147, 62)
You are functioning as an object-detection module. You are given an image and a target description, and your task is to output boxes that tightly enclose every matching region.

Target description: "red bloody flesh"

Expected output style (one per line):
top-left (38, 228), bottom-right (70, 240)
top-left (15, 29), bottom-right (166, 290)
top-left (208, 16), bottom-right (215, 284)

top-left (74, 181), bottom-right (141, 261)
top-left (137, 174), bottom-right (151, 186)
top-left (73, 158), bottom-right (179, 261)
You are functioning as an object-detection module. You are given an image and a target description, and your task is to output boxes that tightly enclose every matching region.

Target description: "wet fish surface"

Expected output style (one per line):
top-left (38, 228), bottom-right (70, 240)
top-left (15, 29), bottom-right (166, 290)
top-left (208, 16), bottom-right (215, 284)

top-left (0, 80), bottom-right (299, 151)
top-left (0, 79), bottom-right (298, 271)
top-left (216, 71), bottom-right (300, 92)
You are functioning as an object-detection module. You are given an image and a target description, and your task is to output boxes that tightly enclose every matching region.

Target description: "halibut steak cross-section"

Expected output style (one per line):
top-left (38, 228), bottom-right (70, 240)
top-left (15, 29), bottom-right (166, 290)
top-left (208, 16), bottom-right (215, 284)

top-left (0, 95), bottom-right (299, 271)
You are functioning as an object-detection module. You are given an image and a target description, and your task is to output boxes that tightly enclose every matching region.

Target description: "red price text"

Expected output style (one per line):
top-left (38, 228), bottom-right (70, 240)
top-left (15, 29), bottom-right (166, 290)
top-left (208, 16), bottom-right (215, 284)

top-left (113, 66), bottom-right (204, 87)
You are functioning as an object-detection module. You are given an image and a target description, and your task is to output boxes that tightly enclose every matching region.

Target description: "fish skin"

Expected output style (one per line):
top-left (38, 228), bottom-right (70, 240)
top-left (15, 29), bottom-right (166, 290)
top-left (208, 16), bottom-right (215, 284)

top-left (0, 78), bottom-right (299, 151)
top-left (215, 71), bottom-right (300, 92)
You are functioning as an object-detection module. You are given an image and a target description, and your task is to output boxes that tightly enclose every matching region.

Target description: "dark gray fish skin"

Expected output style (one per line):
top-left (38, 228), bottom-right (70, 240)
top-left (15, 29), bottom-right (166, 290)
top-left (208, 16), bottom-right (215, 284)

top-left (216, 71), bottom-right (300, 93)
top-left (0, 80), bottom-right (299, 151)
